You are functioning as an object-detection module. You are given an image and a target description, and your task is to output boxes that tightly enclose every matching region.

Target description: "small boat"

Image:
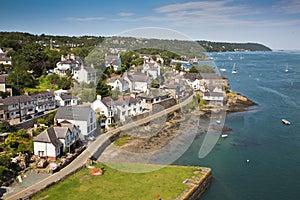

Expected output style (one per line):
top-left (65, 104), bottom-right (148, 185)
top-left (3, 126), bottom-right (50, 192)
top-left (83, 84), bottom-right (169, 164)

top-left (232, 63), bottom-right (238, 74)
top-left (220, 68), bottom-right (226, 72)
top-left (246, 159), bottom-right (250, 163)
top-left (285, 64), bottom-right (288, 73)
top-left (282, 119), bottom-right (291, 125)
top-left (221, 134), bottom-right (228, 138)
top-left (216, 120), bottom-right (221, 124)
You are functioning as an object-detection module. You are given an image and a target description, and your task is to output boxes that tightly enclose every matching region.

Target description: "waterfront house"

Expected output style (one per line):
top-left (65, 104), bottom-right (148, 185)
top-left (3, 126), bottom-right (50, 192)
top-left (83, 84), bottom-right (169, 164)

top-left (33, 125), bottom-right (79, 160)
top-left (137, 88), bottom-right (171, 110)
top-left (54, 105), bottom-right (97, 140)
top-left (91, 95), bottom-right (143, 127)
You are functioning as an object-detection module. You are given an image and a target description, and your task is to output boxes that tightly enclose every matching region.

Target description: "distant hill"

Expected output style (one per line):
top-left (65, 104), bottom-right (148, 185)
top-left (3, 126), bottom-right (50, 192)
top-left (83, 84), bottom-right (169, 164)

top-left (0, 31), bottom-right (271, 54)
top-left (198, 40), bottom-right (272, 52)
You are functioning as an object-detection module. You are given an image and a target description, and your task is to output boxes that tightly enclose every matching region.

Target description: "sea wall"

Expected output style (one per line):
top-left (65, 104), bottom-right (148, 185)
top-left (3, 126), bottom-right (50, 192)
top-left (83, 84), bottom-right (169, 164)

top-left (178, 168), bottom-right (213, 200)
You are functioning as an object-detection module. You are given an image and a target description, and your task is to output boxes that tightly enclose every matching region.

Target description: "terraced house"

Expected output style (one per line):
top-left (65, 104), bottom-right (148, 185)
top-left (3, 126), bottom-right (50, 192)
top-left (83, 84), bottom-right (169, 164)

top-left (0, 91), bottom-right (56, 121)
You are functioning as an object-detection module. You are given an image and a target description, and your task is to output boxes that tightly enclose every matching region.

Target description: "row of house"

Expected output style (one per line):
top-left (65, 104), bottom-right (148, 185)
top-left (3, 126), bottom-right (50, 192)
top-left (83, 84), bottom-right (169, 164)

top-left (0, 91), bottom-right (56, 121)
top-left (0, 89), bottom-right (80, 121)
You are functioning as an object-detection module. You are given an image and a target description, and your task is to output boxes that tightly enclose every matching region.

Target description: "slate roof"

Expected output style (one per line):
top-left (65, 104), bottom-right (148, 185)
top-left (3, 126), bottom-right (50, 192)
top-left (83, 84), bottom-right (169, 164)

top-left (0, 95), bottom-right (33, 105)
top-left (105, 55), bottom-right (119, 66)
top-left (33, 127), bottom-right (63, 148)
top-left (127, 73), bottom-right (148, 83)
top-left (101, 96), bottom-right (140, 107)
top-left (53, 127), bottom-right (70, 139)
top-left (55, 105), bottom-right (92, 121)
top-left (138, 88), bottom-right (170, 99)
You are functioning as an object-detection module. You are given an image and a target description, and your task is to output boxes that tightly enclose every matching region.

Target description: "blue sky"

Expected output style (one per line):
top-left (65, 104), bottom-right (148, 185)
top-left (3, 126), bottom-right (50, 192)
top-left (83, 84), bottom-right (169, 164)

top-left (1, 0), bottom-right (300, 50)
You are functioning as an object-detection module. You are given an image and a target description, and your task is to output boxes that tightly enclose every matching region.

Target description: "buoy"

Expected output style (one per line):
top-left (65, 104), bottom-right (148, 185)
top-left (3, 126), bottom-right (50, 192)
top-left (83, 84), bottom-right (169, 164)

top-left (246, 159), bottom-right (250, 163)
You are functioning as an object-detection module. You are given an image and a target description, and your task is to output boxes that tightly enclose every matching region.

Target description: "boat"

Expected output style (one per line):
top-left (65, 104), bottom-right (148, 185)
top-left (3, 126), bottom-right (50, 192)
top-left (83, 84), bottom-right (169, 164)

top-left (220, 68), bottom-right (226, 72)
top-left (232, 63), bottom-right (238, 74)
top-left (221, 134), bottom-right (228, 138)
top-left (285, 64), bottom-right (289, 73)
top-left (282, 119), bottom-right (291, 125)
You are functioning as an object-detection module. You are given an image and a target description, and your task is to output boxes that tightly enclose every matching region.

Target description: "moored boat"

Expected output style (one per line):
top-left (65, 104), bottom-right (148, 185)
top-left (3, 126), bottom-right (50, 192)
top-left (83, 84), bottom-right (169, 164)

top-left (282, 119), bottom-right (291, 125)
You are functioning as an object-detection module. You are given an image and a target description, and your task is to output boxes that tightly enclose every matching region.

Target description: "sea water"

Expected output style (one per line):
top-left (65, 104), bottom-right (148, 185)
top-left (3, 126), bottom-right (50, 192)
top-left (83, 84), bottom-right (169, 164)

top-left (174, 51), bottom-right (300, 200)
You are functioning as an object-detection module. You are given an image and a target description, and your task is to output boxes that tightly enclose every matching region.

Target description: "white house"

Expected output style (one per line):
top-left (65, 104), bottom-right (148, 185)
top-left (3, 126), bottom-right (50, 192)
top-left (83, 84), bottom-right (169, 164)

top-left (54, 105), bottom-right (97, 140)
top-left (91, 95), bottom-right (143, 127)
top-left (137, 88), bottom-right (171, 110)
top-left (0, 49), bottom-right (12, 66)
top-left (30, 91), bottom-right (56, 113)
top-left (202, 92), bottom-right (225, 106)
top-left (54, 54), bottom-right (83, 76)
top-left (123, 72), bottom-right (149, 93)
top-left (107, 77), bottom-right (123, 92)
top-left (73, 65), bottom-right (97, 84)
top-left (142, 62), bottom-right (161, 80)
top-left (0, 75), bottom-right (6, 93)
top-left (33, 125), bottom-right (79, 160)
top-left (55, 90), bottom-right (78, 107)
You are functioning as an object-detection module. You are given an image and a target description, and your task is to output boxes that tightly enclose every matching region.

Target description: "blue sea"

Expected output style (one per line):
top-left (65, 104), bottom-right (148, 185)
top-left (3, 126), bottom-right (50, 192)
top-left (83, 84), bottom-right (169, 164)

top-left (175, 51), bottom-right (300, 200)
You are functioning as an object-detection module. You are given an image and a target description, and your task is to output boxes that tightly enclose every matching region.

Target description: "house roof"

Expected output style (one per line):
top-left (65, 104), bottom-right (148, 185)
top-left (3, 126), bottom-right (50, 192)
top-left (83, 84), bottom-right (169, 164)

top-left (60, 93), bottom-right (77, 100)
top-left (183, 73), bottom-right (203, 82)
top-left (127, 73), bottom-right (148, 83)
top-left (138, 88), bottom-right (170, 99)
top-left (0, 95), bottom-right (33, 105)
top-left (30, 91), bottom-right (54, 99)
top-left (203, 92), bottom-right (224, 97)
top-left (105, 55), bottom-right (119, 66)
top-left (55, 105), bottom-right (92, 121)
top-left (53, 127), bottom-right (70, 139)
top-left (101, 96), bottom-right (140, 107)
top-left (33, 127), bottom-right (63, 148)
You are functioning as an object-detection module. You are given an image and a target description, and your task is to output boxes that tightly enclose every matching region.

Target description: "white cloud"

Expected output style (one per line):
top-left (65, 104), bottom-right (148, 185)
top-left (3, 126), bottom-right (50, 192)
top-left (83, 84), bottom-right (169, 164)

top-left (66, 17), bottom-right (105, 21)
top-left (151, 0), bottom-right (300, 27)
top-left (118, 12), bottom-right (134, 17)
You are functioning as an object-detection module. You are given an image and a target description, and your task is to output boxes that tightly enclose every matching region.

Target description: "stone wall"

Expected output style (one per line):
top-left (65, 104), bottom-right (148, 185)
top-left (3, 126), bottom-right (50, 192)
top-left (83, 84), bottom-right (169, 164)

top-left (179, 168), bottom-right (213, 200)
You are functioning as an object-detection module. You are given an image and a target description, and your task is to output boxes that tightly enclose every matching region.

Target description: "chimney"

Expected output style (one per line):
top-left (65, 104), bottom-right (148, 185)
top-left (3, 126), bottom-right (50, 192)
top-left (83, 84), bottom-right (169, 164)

top-left (54, 118), bottom-right (58, 126)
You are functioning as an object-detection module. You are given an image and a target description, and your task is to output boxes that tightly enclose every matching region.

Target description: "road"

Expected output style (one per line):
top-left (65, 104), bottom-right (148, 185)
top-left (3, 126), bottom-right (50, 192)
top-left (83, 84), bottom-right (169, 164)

top-left (4, 94), bottom-right (195, 200)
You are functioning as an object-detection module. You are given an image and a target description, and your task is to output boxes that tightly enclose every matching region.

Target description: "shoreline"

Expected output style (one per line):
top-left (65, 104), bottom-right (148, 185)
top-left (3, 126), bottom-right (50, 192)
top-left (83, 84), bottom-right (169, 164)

top-left (112, 92), bottom-right (257, 154)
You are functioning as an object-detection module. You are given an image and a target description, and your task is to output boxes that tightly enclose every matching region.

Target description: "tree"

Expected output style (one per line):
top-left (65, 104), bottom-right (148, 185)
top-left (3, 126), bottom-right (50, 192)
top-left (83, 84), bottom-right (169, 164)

top-left (111, 87), bottom-right (120, 100)
top-left (189, 66), bottom-right (199, 73)
top-left (96, 80), bottom-right (111, 97)
top-left (151, 80), bottom-right (160, 88)
top-left (175, 62), bottom-right (182, 71)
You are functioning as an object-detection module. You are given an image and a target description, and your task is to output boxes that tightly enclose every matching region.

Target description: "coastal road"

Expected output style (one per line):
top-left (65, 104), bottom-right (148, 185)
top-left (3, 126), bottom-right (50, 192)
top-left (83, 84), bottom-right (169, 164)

top-left (4, 94), bottom-right (195, 200)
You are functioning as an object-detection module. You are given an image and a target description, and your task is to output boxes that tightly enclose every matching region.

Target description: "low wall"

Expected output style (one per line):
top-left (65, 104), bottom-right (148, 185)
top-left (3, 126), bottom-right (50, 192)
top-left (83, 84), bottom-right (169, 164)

top-left (180, 168), bottom-right (213, 200)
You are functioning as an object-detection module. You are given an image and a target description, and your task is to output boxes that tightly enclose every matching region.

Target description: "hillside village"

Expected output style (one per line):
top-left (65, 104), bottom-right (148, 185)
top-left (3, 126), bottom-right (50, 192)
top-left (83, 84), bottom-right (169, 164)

top-left (0, 36), bottom-right (229, 191)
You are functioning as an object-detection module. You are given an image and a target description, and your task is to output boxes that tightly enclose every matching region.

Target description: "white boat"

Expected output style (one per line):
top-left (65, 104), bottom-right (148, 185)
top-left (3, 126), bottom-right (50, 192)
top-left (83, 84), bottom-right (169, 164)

top-left (285, 64), bottom-right (288, 73)
top-left (282, 119), bottom-right (291, 125)
top-left (220, 68), bottom-right (226, 72)
top-left (232, 63), bottom-right (238, 74)
top-left (221, 134), bottom-right (228, 138)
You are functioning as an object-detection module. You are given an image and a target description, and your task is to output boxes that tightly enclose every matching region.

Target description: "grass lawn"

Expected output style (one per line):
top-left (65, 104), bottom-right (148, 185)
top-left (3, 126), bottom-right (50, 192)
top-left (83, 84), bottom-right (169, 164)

top-left (33, 163), bottom-right (202, 200)
top-left (113, 135), bottom-right (131, 146)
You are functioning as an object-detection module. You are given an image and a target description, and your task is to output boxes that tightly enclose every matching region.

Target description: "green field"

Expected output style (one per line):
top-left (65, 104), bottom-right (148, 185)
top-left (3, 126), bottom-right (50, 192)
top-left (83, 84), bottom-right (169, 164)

top-left (33, 163), bottom-right (202, 200)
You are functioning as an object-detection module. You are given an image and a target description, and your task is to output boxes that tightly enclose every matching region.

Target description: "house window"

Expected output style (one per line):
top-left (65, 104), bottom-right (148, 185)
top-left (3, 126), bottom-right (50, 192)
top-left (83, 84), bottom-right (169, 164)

top-left (38, 151), bottom-right (44, 157)
top-left (108, 118), bottom-right (111, 124)
top-left (140, 107), bottom-right (142, 111)
top-left (122, 111), bottom-right (125, 116)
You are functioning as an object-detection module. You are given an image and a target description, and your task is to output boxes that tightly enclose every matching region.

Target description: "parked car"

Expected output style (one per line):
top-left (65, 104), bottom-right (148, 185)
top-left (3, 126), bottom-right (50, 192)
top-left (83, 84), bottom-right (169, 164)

top-left (21, 115), bottom-right (32, 121)
top-left (34, 111), bottom-right (44, 117)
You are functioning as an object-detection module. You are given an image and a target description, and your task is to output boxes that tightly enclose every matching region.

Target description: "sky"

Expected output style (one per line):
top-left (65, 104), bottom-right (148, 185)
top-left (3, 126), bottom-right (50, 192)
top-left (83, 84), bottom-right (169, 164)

top-left (1, 0), bottom-right (300, 50)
